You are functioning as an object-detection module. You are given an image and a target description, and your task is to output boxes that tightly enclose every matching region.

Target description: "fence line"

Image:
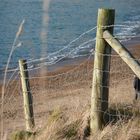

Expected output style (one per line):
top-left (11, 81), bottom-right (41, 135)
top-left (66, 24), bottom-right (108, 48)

top-left (4, 50), bottom-right (139, 90)
top-left (4, 49), bottom-right (140, 87)
top-left (2, 59), bottom-right (134, 98)
top-left (2, 24), bottom-right (140, 73)
top-left (1, 47), bottom-right (139, 137)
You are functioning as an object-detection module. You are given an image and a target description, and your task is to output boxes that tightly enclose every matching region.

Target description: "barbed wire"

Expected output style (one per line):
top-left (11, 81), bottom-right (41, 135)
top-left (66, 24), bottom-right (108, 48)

top-left (2, 23), bottom-right (140, 74)
top-left (5, 48), bottom-right (138, 83)
top-left (24, 24), bottom-right (139, 65)
top-left (6, 70), bottom-right (19, 89)
top-left (26, 26), bottom-right (97, 64)
top-left (25, 55), bottom-right (93, 80)
top-left (24, 39), bottom-right (96, 72)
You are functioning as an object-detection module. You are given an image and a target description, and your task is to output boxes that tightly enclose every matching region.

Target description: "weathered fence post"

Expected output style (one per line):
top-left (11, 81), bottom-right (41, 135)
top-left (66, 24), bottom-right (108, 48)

top-left (19, 59), bottom-right (35, 131)
top-left (90, 9), bottom-right (115, 133)
top-left (103, 30), bottom-right (140, 79)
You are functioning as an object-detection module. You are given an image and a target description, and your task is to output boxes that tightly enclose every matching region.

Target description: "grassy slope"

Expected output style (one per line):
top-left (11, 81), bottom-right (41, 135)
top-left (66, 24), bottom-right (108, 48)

top-left (2, 45), bottom-right (140, 140)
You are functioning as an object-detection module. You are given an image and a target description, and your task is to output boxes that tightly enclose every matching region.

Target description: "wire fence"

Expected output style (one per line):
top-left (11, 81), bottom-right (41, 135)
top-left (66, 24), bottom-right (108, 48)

top-left (0, 24), bottom-right (140, 139)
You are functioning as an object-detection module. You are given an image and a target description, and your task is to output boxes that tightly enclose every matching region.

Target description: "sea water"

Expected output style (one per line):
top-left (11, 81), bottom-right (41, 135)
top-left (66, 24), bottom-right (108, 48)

top-left (0, 0), bottom-right (140, 71)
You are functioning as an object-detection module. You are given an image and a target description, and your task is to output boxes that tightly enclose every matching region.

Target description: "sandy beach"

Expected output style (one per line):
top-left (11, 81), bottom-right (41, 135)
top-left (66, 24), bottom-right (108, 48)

top-left (0, 43), bottom-right (140, 139)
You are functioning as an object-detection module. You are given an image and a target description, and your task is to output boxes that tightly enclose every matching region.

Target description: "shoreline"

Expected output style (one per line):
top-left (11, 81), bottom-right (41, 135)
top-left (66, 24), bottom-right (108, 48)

top-left (0, 37), bottom-right (140, 82)
top-left (35, 37), bottom-right (140, 74)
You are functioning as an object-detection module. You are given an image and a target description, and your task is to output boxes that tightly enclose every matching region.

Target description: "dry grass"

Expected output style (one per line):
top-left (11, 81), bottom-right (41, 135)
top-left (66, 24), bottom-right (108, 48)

top-left (9, 102), bottom-right (140, 140)
top-left (1, 45), bottom-right (140, 140)
top-left (93, 118), bottom-right (140, 140)
top-left (31, 104), bottom-right (140, 140)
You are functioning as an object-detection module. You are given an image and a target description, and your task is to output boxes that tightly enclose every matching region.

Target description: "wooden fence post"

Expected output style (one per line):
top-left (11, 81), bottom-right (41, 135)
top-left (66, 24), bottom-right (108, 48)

top-left (19, 59), bottom-right (35, 131)
top-left (90, 9), bottom-right (115, 133)
top-left (103, 30), bottom-right (140, 78)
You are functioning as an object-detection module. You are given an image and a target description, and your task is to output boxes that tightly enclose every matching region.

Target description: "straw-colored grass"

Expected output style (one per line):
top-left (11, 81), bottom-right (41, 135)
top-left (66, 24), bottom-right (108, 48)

top-left (2, 45), bottom-right (140, 140)
top-left (9, 103), bottom-right (140, 140)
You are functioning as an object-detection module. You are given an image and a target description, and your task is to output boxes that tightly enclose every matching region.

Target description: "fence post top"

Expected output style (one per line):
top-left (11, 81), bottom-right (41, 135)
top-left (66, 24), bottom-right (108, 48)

top-left (19, 59), bottom-right (27, 63)
top-left (98, 8), bottom-right (115, 11)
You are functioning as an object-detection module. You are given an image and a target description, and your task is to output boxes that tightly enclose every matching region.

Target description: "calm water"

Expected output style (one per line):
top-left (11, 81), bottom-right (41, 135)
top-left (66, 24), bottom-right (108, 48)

top-left (0, 0), bottom-right (140, 71)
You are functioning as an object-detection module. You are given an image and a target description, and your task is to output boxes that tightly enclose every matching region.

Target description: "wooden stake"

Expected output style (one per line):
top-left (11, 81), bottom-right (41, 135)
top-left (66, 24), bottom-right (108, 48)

top-left (19, 59), bottom-right (35, 131)
top-left (103, 30), bottom-right (140, 78)
top-left (90, 9), bottom-right (115, 133)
